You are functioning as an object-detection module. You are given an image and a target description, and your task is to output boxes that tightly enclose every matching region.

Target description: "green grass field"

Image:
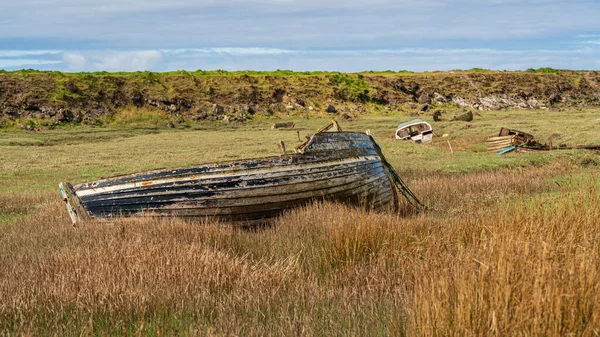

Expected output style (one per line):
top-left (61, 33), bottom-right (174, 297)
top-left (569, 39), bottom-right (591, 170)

top-left (1, 109), bottom-right (600, 335)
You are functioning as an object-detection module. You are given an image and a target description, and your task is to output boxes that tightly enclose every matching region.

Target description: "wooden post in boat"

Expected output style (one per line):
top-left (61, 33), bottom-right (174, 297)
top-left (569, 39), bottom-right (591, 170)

top-left (279, 141), bottom-right (286, 155)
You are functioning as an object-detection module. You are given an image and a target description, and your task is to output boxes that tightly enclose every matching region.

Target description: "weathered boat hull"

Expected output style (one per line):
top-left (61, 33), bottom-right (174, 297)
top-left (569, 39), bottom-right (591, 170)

top-left (60, 131), bottom-right (400, 225)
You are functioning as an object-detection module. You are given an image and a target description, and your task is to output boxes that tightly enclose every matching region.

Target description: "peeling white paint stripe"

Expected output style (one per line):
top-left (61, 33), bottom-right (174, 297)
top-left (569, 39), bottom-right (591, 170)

top-left (76, 156), bottom-right (381, 197)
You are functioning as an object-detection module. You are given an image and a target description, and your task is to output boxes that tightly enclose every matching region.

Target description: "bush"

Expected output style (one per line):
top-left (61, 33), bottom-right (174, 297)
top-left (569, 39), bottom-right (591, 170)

top-left (111, 107), bottom-right (170, 127)
top-left (331, 74), bottom-right (372, 102)
top-left (527, 67), bottom-right (560, 75)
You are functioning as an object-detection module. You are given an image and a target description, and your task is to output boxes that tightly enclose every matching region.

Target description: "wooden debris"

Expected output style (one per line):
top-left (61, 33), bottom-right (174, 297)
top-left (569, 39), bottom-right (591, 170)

top-left (272, 121), bottom-right (295, 129)
top-left (488, 127), bottom-right (600, 154)
top-left (488, 128), bottom-right (537, 154)
top-left (487, 136), bottom-right (516, 152)
top-left (498, 127), bottom-right (534, 142)
top-left (279, 141), bottom-right (286, 155)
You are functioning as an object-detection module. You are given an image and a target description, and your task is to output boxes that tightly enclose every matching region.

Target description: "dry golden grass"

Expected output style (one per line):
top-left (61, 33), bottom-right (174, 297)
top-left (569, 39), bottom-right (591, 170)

top-left (2, 160), bottom-right (599, 336)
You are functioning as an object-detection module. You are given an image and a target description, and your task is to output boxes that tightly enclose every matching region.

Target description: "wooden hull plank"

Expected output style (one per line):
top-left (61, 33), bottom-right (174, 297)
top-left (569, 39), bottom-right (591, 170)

top-left (81, 160), bottom-right (383, 204)
top-left (86, 166), bottom-right (391, 218)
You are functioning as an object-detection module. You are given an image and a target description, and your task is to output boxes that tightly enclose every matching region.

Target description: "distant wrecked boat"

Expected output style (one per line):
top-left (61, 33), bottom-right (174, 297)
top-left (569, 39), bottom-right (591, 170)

top-left (60, 122), bottom-right (424, 225)
top-left (395, 119), bottom-right (433, 144)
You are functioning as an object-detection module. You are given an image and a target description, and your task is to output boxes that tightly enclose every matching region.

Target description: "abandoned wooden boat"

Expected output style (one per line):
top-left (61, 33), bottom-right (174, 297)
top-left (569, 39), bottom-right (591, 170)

top-left (60, 122), bottom-right (423, 225)
top-left (395, 119), bottom-right (433, 144)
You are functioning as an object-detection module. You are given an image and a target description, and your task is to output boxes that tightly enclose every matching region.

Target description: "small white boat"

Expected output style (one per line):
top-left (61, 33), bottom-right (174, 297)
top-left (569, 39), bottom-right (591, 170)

top-left (395, 119), bottom-right (433, 144)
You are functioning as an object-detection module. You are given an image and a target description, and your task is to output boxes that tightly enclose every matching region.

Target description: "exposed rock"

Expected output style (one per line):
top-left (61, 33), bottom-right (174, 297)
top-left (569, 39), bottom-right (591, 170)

top-left (417, 92), bottom-right (432, 104)
top-left (233, 112), bottom-right (247, 122)
top-left (56, 109), bottom-right (74, 123)
top-left (518, 90), bottom-right (532, 100)
top-left (433, 92), bottom-right (448, 103)
top-left (65, 81), bottom-right (80, 93)
top-left (452, 110), bottom-right (474, 122)
top-left (547, 93), bottom-right (561, 105)
top-left (372, 95), bottom-right (390, 105)
top-left (24, 105), bottom-right (41, 112)
top-left (212, 104), bottom-right (225, 114)
top-left (409, 81), bottom-right (420, 93)
top-left (273, 89), bottom-right (286, 103)
top-left (453, 96), bottom-right (470, 108)
top-left (339, 112), bottom-right (353, 120)
top-left (397, 81), bottom-right (420, 97)
top-left (132, 91), bottom-right (144, 107)
top-left (41, 106), bottom-right (56, 117)
top-left (326, 105), bottom-right (337, 114)
top-left (72, 111), bottom-right (83, 123)
top-left (195, 112), bottom-right (209, 120)
top-left (475, 95), bottom-right (530, 111)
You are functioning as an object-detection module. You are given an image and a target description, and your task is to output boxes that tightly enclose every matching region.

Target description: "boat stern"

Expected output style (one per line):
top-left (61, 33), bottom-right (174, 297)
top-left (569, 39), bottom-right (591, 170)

top-left (59, 182), bottom-right (88, 226)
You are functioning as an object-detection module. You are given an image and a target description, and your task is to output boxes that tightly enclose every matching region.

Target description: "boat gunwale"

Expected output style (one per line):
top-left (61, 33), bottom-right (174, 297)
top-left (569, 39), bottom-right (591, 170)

top-left (73, 132), bottom-right (379, 190)
top-left (80, 159), bottom-right (385, 203)
top-left (82, 164), bottom-right (388, 211)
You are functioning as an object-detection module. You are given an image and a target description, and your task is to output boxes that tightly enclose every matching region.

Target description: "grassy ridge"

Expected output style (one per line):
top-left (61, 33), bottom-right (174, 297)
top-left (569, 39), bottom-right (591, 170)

top-left (1, 69), bottom-right (599, 129)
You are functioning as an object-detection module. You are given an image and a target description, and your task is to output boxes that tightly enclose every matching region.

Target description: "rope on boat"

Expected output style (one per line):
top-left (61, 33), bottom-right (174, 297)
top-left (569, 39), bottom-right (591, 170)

top-left (370, 136), bottom-right (428, 211)
top-left (383, 160), bottom-right (428, 211)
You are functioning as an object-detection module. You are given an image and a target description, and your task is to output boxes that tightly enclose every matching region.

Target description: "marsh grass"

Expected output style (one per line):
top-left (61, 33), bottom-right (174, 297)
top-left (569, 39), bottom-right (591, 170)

top-left (1, 160), bottom-right (599, 335)
top-left (2, 114), bottom-right (600, 335)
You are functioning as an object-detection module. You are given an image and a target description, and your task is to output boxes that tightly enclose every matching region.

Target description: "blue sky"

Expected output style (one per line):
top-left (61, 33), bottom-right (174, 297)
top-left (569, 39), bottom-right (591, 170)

top-left (0, 0), bottom-right (599, 72)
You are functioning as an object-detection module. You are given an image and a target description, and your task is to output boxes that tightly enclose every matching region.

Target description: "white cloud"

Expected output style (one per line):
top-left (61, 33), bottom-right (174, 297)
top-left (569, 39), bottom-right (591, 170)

top-left (91, 50), bottom-right (164, 71)
top-left (3, 45), bottom-right (600, 72)
top-left (0, 59), bottom-right (62, 69)
top-left (156, 47), bottom-right (600, 72)
top-left (0, 50), bottom-right (62, 57)
top-left (63, 53), bottom-right (87, 71)
top-left (161, 47), bottom-right (297, 56)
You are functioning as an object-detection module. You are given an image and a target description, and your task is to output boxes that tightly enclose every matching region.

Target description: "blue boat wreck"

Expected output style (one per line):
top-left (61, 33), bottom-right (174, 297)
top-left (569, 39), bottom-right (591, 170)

top-left (59, 122), bottom-right (424, 225)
